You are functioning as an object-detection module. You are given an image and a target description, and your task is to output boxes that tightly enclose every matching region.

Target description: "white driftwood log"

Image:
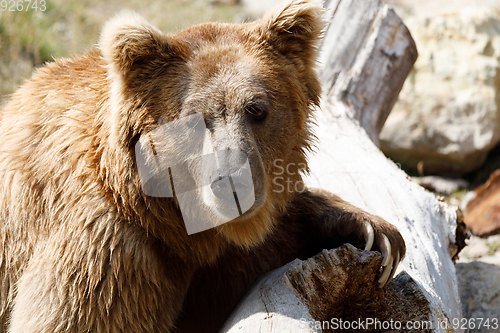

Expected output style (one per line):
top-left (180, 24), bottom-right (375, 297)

top-left (221, 0), bottom-right (462, 332)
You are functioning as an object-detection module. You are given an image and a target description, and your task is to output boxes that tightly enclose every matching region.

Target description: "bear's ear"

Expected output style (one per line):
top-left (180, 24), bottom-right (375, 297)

top-left (99, 11), bottom-right (180, 75)
top-left (99, 12), bottom-right (188, 148)
top-left (260, 0), bottom-right (326, 59)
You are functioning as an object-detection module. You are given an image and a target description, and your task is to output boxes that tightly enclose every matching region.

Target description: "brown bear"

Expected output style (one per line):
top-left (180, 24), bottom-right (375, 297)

top-left (0, 0), bottom-right (405, 332)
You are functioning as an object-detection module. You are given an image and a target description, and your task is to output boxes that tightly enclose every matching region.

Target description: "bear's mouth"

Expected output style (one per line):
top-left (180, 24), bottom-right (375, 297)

top-left (205, 154), bottom-right (255, 212)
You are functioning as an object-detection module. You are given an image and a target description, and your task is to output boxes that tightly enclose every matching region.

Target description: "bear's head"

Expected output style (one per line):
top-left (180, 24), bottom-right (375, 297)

top-left (99, 0), bottom-right (325, 248)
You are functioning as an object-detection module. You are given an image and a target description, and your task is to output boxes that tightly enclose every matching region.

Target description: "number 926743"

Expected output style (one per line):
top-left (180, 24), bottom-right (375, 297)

top-left (1, 0), bottom-right (46, 11)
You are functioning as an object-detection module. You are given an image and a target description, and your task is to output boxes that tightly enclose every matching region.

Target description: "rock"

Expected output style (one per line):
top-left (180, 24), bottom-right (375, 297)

top-left (386, 0), bottom-right (500, 19)
top-left (412, 176), bottom-right (468, 196)
top-left (380, 7), bottom-right (500, 175)
top-left (458, 234), bottom-right (500, 260)
top-left (460, 190), bottom-right (476, 211)
top-left (477, 253), bottom-right (500, 266)
top-left (465, 170), bottom-right (500, 236)
top-left (456, 261), bottom-right (500, 333)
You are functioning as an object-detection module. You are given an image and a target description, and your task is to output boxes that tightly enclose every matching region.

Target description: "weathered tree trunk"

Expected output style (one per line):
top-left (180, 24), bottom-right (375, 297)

top-left (221, 0), bottom-right (462, 332)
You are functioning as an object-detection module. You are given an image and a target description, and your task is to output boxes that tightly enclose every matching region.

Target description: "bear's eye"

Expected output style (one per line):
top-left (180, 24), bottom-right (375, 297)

top-left (246, 104), bottom-right (267, 122)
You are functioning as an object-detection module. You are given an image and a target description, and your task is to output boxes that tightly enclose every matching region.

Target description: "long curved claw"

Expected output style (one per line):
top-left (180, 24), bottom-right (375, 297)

top-left (362, 223), bottom-right (404, 288)
top-left (363, 221), bottom-right (374, 251)
top-left (380, 234), bottom-right (391, 267)
top-left (378, 257), bottom-right (393, 288)
top-left (378, 235), bottom-right (393, 288)
top-left (387, 251), bottom-right (401, 285)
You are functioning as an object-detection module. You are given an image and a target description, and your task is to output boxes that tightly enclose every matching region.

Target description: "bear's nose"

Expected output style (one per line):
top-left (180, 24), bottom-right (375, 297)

top-left (210, 168), bottom-right (253, 204)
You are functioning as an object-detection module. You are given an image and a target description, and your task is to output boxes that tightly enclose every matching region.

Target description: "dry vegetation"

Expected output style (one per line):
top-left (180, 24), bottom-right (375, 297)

top-left (0, 0), bottom-right (241, 106)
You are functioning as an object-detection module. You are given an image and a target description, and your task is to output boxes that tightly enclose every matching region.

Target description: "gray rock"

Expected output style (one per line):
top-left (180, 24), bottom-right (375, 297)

top-left (456, 261), bottom-right (500, 333)
top-left (380, 7), bottom-right (500, 175)
top-left (412, 176), bottom-right (468, 195)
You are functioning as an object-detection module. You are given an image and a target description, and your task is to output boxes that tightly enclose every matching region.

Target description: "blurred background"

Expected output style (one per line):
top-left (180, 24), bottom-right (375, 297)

top-left (2, 0), bottom-right (500, 326)
top-left (0, 0), bottom-right (241, 105)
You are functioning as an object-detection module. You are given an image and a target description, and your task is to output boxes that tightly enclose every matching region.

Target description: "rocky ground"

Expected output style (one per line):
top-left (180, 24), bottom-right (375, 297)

top-left (458, 234), bottom-right (500, 265)
top-left (456, 236), bottom-right (500, 333)
top-left (411, 171), bottom-right (500, 332)
top-left (412, 173), bottom-right (500, 332)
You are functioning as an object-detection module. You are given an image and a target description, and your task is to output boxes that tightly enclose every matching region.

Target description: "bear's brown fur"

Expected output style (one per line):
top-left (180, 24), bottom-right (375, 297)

top-left (0, 1), bottom-right (405, 332)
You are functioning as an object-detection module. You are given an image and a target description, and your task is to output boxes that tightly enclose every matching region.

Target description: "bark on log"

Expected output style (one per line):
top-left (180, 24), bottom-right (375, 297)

top-left (221, 0), bottom-right (462, 332)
